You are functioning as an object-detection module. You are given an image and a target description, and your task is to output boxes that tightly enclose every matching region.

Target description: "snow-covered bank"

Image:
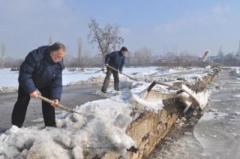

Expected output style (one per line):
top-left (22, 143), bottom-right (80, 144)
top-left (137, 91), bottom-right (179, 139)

top-left (0, 67), bottom-right (162, 93)
top-left (0, 69), bottom-right (19, 93)
top-left (0, 66), bottom-right (219, 159)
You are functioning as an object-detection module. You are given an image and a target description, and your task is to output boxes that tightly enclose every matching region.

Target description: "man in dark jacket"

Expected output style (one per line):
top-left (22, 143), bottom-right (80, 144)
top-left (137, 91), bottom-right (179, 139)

top-left (11, 42), bottom-right (65, 127)
top-left (101, 47), bottom-right (128, 93)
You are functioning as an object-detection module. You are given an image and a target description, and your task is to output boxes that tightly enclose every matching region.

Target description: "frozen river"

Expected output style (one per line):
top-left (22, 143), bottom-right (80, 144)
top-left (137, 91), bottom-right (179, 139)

top-left (151, 69), bottom-right (240, 159)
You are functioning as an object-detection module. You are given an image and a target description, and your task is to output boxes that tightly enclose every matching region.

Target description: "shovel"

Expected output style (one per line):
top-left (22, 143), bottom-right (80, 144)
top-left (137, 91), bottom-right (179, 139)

top-left (105, 64), bottom-right (138, 81)
top-left (38, 95), bottom-right (82, 115)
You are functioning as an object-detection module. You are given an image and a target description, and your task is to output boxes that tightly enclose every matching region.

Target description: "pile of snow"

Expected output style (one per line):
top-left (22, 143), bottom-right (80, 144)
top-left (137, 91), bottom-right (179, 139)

top-left (0, 80), bottom-right (151, 159)
top-left (0, 90), bottom-right (136, 159)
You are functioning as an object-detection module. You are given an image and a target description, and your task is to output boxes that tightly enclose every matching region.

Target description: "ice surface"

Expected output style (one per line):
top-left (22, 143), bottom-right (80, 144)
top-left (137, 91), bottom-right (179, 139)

top-left (200, 111), bottom-right (228, 121)
top-left (233, 94), bottom-right (240, 98)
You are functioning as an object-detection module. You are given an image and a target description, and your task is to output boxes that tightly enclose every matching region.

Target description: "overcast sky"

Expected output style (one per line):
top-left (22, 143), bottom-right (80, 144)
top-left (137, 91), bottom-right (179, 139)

top-left (1, 0), bottom-right (240, 58)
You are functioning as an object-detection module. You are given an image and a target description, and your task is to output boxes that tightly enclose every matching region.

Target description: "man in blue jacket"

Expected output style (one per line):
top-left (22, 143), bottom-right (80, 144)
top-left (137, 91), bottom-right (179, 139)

top-left (11, 42), bottom-right (65, 127)
top-left (101, 47), bottom-right (128, 93)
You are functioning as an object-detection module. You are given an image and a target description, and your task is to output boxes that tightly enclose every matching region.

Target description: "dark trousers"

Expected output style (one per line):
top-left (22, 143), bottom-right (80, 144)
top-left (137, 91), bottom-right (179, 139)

top-left (11, 87), bottom-right (56, 127)
top-left (101, 67), bottom-right (119, 93)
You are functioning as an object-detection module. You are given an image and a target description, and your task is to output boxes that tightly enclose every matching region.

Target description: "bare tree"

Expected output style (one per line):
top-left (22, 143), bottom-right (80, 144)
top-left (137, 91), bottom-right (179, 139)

top-left (133, 47), bottom-right (153, 66)
top-left (77, 37), bottom-right (83, 68)
top-left (0, 43), bottom-right (6, 68)
top-left (88, 19), bottom-right (124, 69)
top-left (48, 36), bottom-right (53, 45)
top-left (218, 46), bottom-right (224, 57)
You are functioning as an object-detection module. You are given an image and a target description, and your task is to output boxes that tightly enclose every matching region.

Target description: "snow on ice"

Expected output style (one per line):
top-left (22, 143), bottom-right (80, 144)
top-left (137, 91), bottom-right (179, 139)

top-left (200, 111), bottom-right (228, 121)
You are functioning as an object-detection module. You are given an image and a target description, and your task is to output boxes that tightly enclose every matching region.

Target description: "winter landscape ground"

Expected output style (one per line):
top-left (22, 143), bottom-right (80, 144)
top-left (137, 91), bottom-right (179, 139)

top-left (0, 66), bottom-right (232, 159)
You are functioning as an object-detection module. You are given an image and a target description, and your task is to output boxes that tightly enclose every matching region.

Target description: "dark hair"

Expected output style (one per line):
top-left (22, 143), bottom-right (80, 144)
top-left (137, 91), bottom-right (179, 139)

top-left (49, 42), bottom-right (66, 52)
top-left (120, 46), bottom-right (128, 52)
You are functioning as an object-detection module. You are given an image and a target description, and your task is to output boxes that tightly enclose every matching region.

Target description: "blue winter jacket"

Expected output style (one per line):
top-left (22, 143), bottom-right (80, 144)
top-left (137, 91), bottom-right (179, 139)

top-left (18, 46), bottom-right (64, 100)
top-left (105, 51), bottom-right (125, 72)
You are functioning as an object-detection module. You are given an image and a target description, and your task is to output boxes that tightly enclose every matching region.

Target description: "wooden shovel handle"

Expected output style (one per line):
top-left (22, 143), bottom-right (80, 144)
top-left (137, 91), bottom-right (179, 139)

top-left (38, 95), bottom-right (64, 108)
top-left (106, 64), bottom-right (138, 81)
top-left (38, 95), bottom-right (82, 115)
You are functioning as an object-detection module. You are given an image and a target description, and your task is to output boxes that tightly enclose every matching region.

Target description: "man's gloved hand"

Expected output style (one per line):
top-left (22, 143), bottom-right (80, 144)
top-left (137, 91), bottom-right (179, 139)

top-left (30, 90), bottom-right (40, 98)
top-left (51, 99), bottom-right (59, 107)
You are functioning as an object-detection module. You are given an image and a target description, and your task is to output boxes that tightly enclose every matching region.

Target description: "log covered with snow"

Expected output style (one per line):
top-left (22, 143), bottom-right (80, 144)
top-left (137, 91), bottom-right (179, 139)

top-left (103, 66), bottom-right (220, 159)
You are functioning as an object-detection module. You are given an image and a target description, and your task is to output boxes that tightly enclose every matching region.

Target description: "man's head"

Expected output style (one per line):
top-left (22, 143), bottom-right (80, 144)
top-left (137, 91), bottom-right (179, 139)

top-left (49, 42), bottom-right (66, 63)
top-left (120, 46), bottom-right (128, 56)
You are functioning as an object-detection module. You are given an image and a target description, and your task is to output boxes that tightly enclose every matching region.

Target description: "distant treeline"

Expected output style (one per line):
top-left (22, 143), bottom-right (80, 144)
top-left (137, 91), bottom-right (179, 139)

top-left (0, 47), bottom-right (155, 68)
top-left (1, 51), bottom-right (240, 69)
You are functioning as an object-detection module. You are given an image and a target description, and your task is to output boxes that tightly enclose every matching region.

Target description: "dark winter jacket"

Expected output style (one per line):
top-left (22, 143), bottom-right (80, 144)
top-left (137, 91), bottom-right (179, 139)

top-left (105, 51), bottom-right (125, 72)
top-left (18, 46), bottom-right (64, 100)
